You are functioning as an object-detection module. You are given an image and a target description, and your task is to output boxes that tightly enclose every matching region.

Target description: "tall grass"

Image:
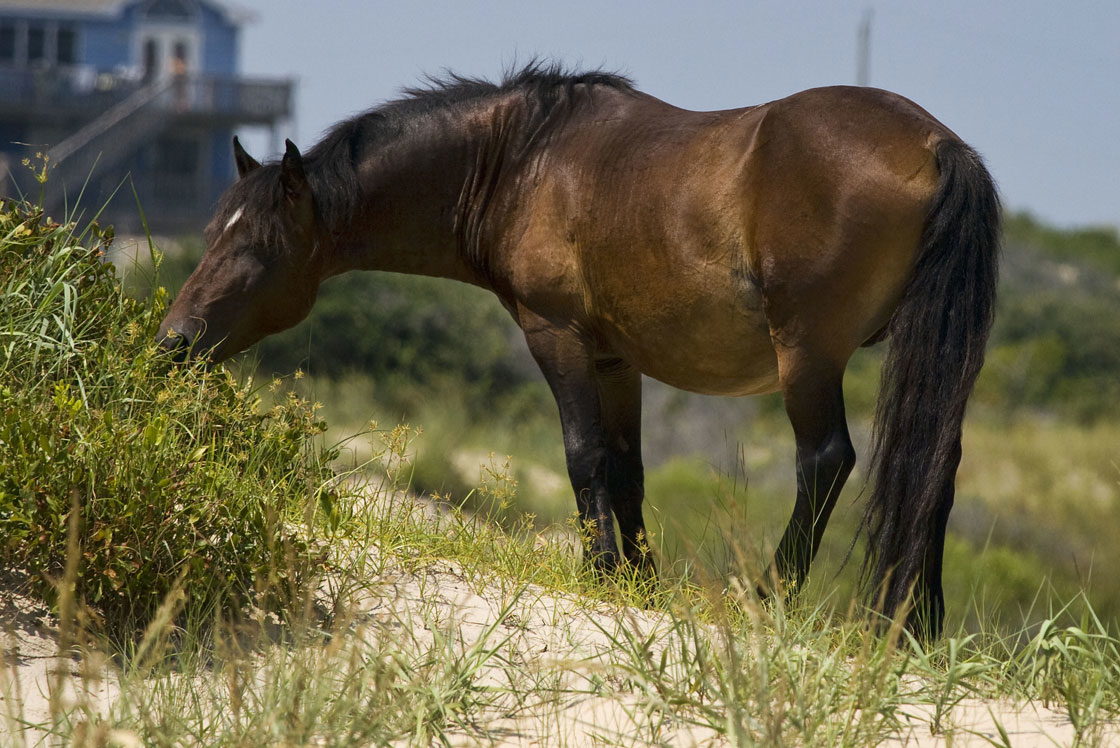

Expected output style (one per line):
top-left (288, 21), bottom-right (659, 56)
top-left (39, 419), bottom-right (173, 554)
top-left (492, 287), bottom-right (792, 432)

top-left (18, 470), bottom-right (1120, 745)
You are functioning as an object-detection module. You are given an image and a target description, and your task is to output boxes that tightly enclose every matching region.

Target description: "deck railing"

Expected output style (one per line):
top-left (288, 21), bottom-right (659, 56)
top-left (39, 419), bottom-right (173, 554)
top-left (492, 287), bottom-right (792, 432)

top-left (0, 68), bottom-right (293, 123)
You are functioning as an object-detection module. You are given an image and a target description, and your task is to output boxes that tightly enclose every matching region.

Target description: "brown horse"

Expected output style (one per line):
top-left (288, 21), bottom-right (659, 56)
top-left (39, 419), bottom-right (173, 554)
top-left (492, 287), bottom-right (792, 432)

top-left (158, 64), bottom-right (999, 637)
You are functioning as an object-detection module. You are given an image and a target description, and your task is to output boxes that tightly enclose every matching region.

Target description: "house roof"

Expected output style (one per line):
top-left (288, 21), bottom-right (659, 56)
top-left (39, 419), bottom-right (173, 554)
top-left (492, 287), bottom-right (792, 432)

top-left (0, 0), bottom-right (255, 24)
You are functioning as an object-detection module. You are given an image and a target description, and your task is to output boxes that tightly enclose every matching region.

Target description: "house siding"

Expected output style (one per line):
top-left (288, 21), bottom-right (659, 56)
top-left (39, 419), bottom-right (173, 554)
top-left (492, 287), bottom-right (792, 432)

top-left (200, 3), bottom-right (237, 75)
top-left (79, 16), bottom-right (133, 71)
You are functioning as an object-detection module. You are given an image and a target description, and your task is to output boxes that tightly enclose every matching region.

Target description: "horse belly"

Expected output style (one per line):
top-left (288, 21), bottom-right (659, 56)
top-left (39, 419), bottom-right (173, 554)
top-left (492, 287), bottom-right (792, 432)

top-left (602, 285), bottom-right (780, 397)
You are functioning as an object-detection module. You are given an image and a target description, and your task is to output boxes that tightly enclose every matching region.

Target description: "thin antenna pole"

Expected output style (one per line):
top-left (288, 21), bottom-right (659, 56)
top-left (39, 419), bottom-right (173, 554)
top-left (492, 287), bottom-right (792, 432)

top-left (857, 8), bottom-right (873, 86)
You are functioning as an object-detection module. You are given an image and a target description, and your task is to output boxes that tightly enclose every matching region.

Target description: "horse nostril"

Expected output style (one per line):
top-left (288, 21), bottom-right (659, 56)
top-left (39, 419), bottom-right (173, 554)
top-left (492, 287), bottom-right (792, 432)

top-left (159, 331), bottom-right (193, 363)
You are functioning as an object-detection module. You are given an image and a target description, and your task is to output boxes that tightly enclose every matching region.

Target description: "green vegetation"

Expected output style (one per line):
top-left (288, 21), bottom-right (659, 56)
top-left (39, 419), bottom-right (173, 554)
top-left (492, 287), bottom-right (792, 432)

top-left (3, 198), bottom-right (1120, 744)
top-left (0, 200), bottom-right (339, 634)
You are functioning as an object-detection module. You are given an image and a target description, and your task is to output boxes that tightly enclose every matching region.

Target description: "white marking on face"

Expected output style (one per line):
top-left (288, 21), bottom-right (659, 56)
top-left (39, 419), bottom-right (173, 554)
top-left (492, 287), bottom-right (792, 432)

top-left (224, 206), bottom-right (244, 234)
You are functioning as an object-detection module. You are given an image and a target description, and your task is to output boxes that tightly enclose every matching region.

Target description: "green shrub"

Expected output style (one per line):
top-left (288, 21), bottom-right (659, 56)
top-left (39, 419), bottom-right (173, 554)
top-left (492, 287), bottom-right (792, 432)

top-left (0, 199), bottom-right (338, 634)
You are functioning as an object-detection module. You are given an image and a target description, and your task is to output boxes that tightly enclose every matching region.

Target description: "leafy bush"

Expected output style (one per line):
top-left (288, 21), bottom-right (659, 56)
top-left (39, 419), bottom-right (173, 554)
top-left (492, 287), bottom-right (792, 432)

top-left (0, 200), bottom-right (338, 633)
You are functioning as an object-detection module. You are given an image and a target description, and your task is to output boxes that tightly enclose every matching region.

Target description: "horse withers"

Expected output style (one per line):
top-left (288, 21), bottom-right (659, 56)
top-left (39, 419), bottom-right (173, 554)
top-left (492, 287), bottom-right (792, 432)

top-left (158, 65), bottom-right (999, 637)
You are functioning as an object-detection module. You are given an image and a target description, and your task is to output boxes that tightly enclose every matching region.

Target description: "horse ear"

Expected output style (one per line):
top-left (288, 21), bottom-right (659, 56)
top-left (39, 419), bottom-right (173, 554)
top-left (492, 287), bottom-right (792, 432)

top-left (280, 139), bottom-right (309, 201)
top-left (232, 136), bottom-right (260, 178)
top-left (280, 139), bottom-right (314, 226)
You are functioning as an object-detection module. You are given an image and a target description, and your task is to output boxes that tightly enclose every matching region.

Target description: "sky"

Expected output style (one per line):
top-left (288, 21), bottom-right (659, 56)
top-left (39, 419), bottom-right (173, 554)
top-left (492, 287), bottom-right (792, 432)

top-left (232, 0), bottom-right (1119, 230)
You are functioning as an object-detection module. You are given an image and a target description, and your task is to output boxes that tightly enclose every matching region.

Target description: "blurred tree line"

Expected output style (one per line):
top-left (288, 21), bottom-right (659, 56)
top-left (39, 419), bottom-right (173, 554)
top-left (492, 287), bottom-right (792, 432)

top-left (976, 214), bottom-right (1120, 420)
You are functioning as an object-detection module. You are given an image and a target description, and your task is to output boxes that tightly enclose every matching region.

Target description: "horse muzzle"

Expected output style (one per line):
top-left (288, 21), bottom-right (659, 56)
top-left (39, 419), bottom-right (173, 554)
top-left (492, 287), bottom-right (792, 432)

top-left (157, 327), bottom-right (197, 364)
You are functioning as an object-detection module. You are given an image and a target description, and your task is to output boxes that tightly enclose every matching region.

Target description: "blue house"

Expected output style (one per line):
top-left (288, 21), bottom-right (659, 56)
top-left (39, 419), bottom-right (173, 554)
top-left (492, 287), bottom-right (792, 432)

top-left (0, 0), bottom-right (292, 232)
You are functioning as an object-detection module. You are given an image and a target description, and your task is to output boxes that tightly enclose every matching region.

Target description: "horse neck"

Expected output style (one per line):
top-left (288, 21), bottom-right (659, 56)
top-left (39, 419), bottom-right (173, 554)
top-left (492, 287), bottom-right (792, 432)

top-left (323, 99), bottom-right (523, 290)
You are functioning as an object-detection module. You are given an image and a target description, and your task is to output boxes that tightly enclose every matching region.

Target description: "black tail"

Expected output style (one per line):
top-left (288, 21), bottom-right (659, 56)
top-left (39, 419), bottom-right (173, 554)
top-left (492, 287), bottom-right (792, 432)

top-left (862, 139), bottom-right (1000, 636)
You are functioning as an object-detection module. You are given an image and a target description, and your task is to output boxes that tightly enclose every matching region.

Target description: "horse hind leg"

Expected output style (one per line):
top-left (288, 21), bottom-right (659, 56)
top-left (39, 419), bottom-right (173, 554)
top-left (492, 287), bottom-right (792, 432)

top-left (763, 347), bottom-right (855, 597)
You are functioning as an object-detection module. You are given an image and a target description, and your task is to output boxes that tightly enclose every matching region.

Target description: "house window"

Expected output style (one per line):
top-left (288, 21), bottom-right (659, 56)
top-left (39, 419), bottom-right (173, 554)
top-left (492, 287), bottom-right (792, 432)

top-left (142, 38), bottom-right (160, 81)
top-left (26, 24), bottom-right (45, 64)
top-left (0, 21), bottom-right (79, 67)
top-left (57, 27), bottom-right (76, 65)
top-left (0, 22), bottom-right (15, 65)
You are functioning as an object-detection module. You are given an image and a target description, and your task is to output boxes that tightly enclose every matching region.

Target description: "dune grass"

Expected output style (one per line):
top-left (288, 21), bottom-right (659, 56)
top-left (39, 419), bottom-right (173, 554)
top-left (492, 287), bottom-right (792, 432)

top-left (13, 443), bottom-right (1120, 746)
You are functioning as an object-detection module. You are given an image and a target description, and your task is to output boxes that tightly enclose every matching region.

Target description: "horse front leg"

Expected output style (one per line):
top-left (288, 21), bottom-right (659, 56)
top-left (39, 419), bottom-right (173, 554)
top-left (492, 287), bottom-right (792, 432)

top-left (594, 358), bottom-right (653, 575)
top-left (521, 316), bottom-right (621, 573)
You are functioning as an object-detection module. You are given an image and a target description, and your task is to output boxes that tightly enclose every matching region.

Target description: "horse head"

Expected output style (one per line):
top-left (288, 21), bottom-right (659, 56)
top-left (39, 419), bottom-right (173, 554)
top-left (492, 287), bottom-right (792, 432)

top-left (157, 137), bottom-right (326, 363)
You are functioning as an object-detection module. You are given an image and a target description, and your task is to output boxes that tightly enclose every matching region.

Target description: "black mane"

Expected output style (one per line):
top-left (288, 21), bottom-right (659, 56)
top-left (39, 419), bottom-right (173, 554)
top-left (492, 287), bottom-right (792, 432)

top-left (207, 63), bottom-right (634, 248)
top-left (382, 61), bottom-right (632, 125)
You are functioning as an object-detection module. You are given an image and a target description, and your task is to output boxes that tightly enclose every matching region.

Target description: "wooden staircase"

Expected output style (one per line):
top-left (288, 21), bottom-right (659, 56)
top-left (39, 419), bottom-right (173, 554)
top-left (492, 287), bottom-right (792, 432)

top-left (42, 78), bottom-right (174, 218)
